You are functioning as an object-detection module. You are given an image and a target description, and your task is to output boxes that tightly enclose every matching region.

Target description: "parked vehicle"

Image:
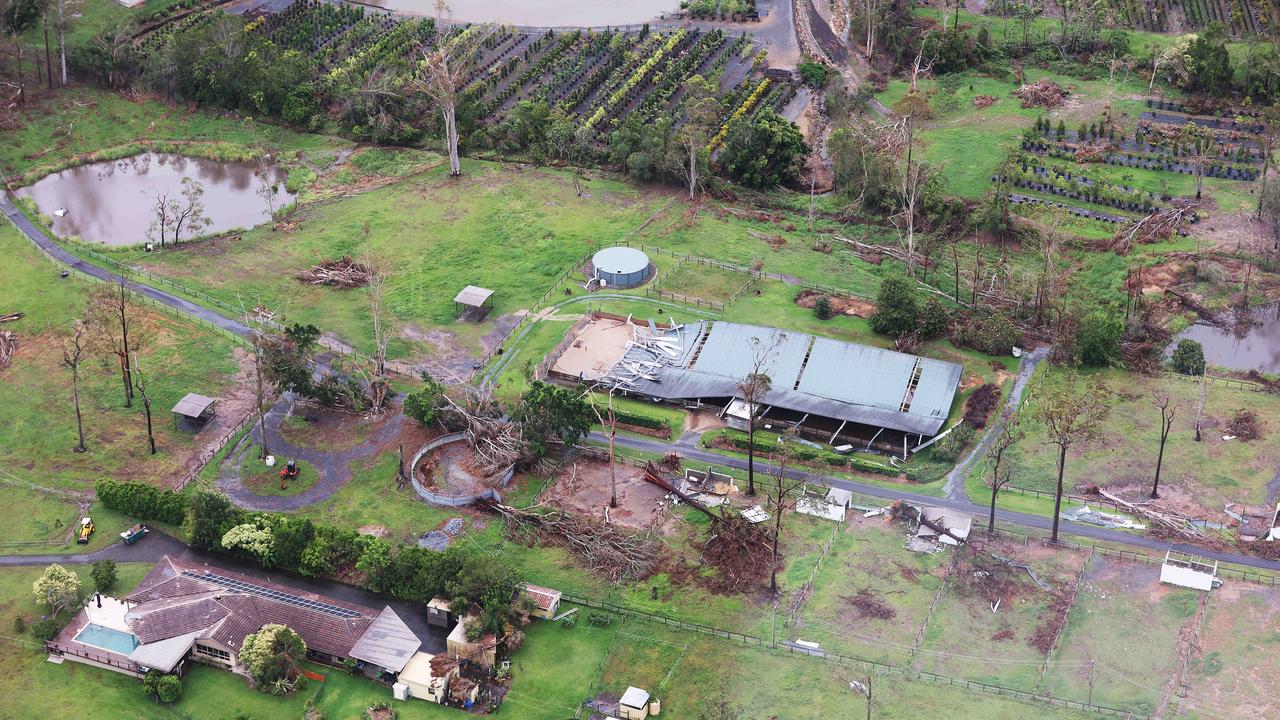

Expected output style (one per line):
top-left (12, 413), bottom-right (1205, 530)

top-left (77, 517), bottom-right (94, 544)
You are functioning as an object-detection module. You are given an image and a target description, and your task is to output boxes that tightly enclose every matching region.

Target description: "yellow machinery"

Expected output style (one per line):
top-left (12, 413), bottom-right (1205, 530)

top-left (77, 517), bottom-right (94, 544)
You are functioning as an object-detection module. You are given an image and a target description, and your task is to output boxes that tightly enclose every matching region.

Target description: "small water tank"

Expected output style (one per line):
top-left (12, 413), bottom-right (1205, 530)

top-left (592, 246), bottom-right (651, 289)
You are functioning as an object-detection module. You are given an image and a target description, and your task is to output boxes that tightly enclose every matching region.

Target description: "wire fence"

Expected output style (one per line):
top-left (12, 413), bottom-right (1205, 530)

top-left (560, 593), bottom-right (1151, 719)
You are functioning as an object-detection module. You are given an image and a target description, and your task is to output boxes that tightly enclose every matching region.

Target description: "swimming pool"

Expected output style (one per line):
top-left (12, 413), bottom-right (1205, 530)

top-left (74, 623), bottom-right (139, 655)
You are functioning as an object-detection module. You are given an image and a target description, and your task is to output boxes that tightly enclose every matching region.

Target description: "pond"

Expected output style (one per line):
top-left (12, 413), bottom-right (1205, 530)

top-left (361, 0), bottom-right (680, 27)
top-left (1174, 303), bottom-right (1280, 374)
top-left (18, 153), bottom-right (294, 248)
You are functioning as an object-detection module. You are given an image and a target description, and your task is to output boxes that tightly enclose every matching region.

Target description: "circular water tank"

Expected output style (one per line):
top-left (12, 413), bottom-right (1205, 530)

top-left (592, 246), bottom-right (651, 289)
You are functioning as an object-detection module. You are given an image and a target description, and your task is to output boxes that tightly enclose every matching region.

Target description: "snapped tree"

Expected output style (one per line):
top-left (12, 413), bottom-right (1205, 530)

top-left (985, 407), bottom-right (1024, 535)
top-left (62, 319), bottom-right (89, 453)
top-left (1149, 388), bottom-right (1176, 499)
top-left (240, 624), bottom-right (306, 693)
top-left (736, 333), bottom-right (784, 496)
top-left (766, 433), bottom-right (807, 595)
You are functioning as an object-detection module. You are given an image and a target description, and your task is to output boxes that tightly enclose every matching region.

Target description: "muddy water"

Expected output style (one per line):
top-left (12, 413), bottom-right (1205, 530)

top-left (1175, 303), bottom-right (1280, 374)
top-left (362, 0), bottom-right (679, 26)
top-left (19, 153), bottom-right (294, 247)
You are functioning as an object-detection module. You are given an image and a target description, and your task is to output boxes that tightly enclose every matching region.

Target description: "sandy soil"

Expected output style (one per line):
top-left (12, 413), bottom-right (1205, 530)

top-left (686, 409), bottom-right (727, 433)
top-left (551, 317), bottom-right (634, 381)
top-left (543, 458), bottom-right (676, 532)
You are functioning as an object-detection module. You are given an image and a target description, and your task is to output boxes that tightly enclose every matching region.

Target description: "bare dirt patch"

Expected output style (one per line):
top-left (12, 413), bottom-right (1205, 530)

top-left (794, 289), bottom-right (875, 318)
top-left (279, 402), bottom-right (379, 453)
top-left (686, 410), bottom-right (725, 433)
top-left (417, 442), bottom-right (503, 496)
top-left (551, 317), bottom-right (633, 381)
top-left (542, 458), bottom-right (674, 533)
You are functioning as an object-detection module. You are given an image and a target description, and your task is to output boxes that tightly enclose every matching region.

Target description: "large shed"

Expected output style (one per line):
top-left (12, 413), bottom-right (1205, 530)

top-left (348, 606), bottom-right (422, 675)
top-left (598, 321), bottom-right (962, 454)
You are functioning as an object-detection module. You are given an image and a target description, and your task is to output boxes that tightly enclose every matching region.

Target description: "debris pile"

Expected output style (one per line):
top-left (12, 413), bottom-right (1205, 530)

top-left (843, 589), bottom-right (896, 620)
top-left (490, 501), bottom-right (660, 582)
top-left (1013, 79), bottom-right (1067, 108)
top-left (295, 256), bottom-right (373, 288)
top-left (699, 514), bottom-right (774, 594)
top-left (1227, 409), bottom-right (1261, 441)
top-left (600, 316), bottom-right (686, 393)
top-left (972, 95), bottom-right (997, 108)
top-left (963, 383), bottom-right (1001, 428)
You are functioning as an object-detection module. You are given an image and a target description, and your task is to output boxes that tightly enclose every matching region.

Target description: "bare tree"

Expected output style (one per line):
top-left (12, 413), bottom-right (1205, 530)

top-left (587, 387), bottom-right (620, 508)
top-left (416, 2), bottom-right (488, 177)
top-left (257, 175), bottom-right (280, 219)
top-left (62, 320), bottom-right (89, 453)
top-left (171, 177), bottom-right (211, 244)
top-left (671, 75), bottom-right (721, 201)
top-left (1193, 372), bottom-right (1208, 442)
top-left (241, 305), bottom-right (275, 460)
top-left (985, 407), bottom-right (1025, 535)
top-left (766, 433), bottom-right (807, 595)
top-left (52, 0), bottom-right (79, 85)
top-left (907, 45), bottom-right (932, 94)
top-left (1032, 370), bottom-right (1110, 543)
top-left (860, 0), bottom-right (890, 63)
top-left (1149, 389), bottom-right (1175, 499)
top-left (132, 352), bottom-right (156, 455)
top-left (892, 115), bottom-right (932, 277)
top-left (736, 334), bottom-right (785, 496)
top-left (88, 276), bottom-right (136, 407)
top-left (145, 188), bottom-right (174, 247)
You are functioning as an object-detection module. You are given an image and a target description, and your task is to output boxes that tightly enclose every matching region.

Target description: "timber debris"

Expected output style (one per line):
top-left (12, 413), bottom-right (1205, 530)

top-left (295, 256), bottom-right (373, 288)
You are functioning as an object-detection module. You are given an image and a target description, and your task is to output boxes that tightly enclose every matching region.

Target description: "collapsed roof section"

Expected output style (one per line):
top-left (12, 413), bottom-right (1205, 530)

top-left (602, 320), bottom-right (962, 437)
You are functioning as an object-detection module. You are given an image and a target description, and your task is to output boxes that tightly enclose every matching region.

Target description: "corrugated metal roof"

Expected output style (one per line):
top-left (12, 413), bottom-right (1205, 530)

top-left (171, 393), bottom-right (216, 418)
top-left (349, 606), bottom-right (422, 673)
top-left (608, 321), bottom-right (962, 436)
top-left (453, 285), bottom-right (494, 307)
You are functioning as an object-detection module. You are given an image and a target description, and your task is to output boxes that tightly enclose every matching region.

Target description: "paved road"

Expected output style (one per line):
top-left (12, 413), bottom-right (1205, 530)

top-left (595, 431), bottom-right (1280, 573)
top-left (2, 194), bottom-right (252, 338)
top-left (0, 530), bottom-right (189, 567)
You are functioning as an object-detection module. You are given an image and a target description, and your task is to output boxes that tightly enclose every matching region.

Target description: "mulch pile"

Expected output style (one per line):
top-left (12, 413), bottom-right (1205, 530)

top-left (972, 95), bottom-right (998, 108)
top-left (963, 383), bottom-right (1001, 428)
top-left (1228, 409), bottom-right (1261, 440)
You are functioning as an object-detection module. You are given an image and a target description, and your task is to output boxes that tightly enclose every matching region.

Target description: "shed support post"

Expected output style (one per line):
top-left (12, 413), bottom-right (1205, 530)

top-left (865, 427), bottom-right (884, 450)
top-left (829, 420), bottom-right (848, 445)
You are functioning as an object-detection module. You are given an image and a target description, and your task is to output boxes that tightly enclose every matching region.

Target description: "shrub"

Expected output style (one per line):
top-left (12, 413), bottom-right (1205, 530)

top-left (612, 410), bottom-right (669, 431)
top-left (796, 60), bottom-right (827, 87)
top-left (94, 480), bottom-right (186, 525)
top-left (12, 615), bottom-right (26, 634)
top-left (186, 490), bottom-right (244, 551)
top-left (403, 373), bottom-right (452, 428)
top-left (144, 671), bottom-right (182, 704)
top-left (813, 295), bottom-right (834, 320)
top-left (930, 425), bottom-right (975, 462)
top-left (869, 275), bottom-right (919, 337)
top-left (92, 560), bottom-right (118, 593)
top-left (1079, 309), bottom-right (1123, 367)
top-left (1171, 339), bottom-right (1205, 376)
top-left (918, 296), bottom-right (949, 338)
top-left (951, 313), bottom-right (1019, 355)
top-left (31, 618), bottom-right (60, 642)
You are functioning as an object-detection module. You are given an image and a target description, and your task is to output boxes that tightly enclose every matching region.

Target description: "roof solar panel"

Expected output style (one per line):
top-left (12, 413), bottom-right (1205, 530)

top-left (181, 571), bottom-right (362, 618)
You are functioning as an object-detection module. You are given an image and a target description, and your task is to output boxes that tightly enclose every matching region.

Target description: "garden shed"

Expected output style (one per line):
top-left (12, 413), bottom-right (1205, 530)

top-left (397, 651), bottom-right (454, 703)
top-left (454, 285), bottom-right (494, 321)
top-left (522, 584), bottom-right (562, 620)
top-left (171, 393), bottom-right (217, 430)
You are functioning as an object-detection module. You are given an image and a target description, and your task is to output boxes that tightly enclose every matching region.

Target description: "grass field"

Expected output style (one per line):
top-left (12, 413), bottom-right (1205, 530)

top-left (1006, 365), bottom-right (1280, 510)
top-left (0, 223), bottom-right (241, 492)
top-left (1184, 580), bottom-right (1280, 719)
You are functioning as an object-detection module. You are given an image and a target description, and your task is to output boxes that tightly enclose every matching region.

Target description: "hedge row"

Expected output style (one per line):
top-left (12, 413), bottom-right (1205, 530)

top-left (613, 410), bottom-right (669, 431)
top-left (721, 436), bottom-right (899, 477)
top-left (95, 480), bottom-right (187, 525)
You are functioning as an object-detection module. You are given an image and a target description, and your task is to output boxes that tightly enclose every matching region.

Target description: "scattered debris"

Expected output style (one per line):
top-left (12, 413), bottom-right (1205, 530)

top-left (0, 312), bottom-right (22, 323)
top-left (295, 256), bottom-right (374, 288)
top-left (1094, 489), bottom-right (1202, 539)
top-left (843, 589), bottom-right (896, 620)
top-left (357, 524), bottom-right (389, 538)
top-left (0, 330), bottom-right (14, 369)
top-left (1060, 505), bottom-right (1146, 531)
top-left (700, 514), bottom-right (775, 594)
top-left (489, 500), bottom-right (660, 582)
top-left (741, 505), bottom-right (771, 524)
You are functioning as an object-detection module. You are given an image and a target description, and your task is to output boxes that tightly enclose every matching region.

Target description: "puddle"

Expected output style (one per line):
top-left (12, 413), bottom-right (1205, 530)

top-left (19, 152), bottom-right (294, 247)
top-left (1174, 302), bottom-right (1280, 374)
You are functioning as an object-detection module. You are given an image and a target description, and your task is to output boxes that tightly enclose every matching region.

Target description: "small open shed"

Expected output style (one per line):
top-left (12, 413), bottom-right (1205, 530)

top-left (522, 584), bottom-right (562, 620)
top-left (171, 393), bottom-right (217, 431)
top-left (454, 285), bottom-right (494, 321)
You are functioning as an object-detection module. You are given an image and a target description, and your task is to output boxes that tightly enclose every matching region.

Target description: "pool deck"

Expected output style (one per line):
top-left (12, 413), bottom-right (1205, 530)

top-left (84, 595), bottom-right (132, 634)
top-left (50, 606), bottom-right (145, 677)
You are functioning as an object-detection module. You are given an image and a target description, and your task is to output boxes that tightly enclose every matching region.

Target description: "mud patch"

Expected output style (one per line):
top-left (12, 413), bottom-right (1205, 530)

top-left (794, 288), bottom-right (875, 318)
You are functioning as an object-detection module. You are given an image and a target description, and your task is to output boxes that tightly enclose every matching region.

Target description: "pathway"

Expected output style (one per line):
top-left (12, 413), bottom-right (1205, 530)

top-left (216, 391), bottom-right (406, 512)
top-left (0, 531), bottom-right (188, 567)
top-left (591, 430), bottom-right (1280, 573)
top-left (943, 346), bottom-right (1050, 501)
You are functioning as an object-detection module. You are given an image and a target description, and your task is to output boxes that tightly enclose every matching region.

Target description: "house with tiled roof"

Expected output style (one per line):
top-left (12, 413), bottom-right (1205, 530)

top-left (48, 555), bottom-right (420, 682)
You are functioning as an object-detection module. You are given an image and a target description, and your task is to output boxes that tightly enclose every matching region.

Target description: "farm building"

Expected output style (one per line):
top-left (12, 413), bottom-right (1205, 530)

top-left (522, 584), bottom-right (562, 620)
top-left (552, 316), bottom-right (963, 454)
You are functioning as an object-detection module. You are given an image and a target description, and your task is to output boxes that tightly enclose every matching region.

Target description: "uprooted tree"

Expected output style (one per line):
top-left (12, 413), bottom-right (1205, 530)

top-left (490, 500), bottom-right (660, 583)
top-left (514, 381), bottom-right (592, 459)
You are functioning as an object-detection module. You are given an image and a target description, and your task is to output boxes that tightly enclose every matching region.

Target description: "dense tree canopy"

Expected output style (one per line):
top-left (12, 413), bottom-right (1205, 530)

top-left (719, 110), bottom-right (808, 188)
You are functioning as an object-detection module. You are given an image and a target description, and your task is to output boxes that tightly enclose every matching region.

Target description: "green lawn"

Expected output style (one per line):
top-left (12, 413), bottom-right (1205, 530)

top-left (1007, 365), bottom-right (1280, 510)
top-left (1184, 580), bottom-right (1280, 719)
top-left (1044, 555), bottom-right (1196, 714)
top-left (0, 223), bottom-right (241, 492)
